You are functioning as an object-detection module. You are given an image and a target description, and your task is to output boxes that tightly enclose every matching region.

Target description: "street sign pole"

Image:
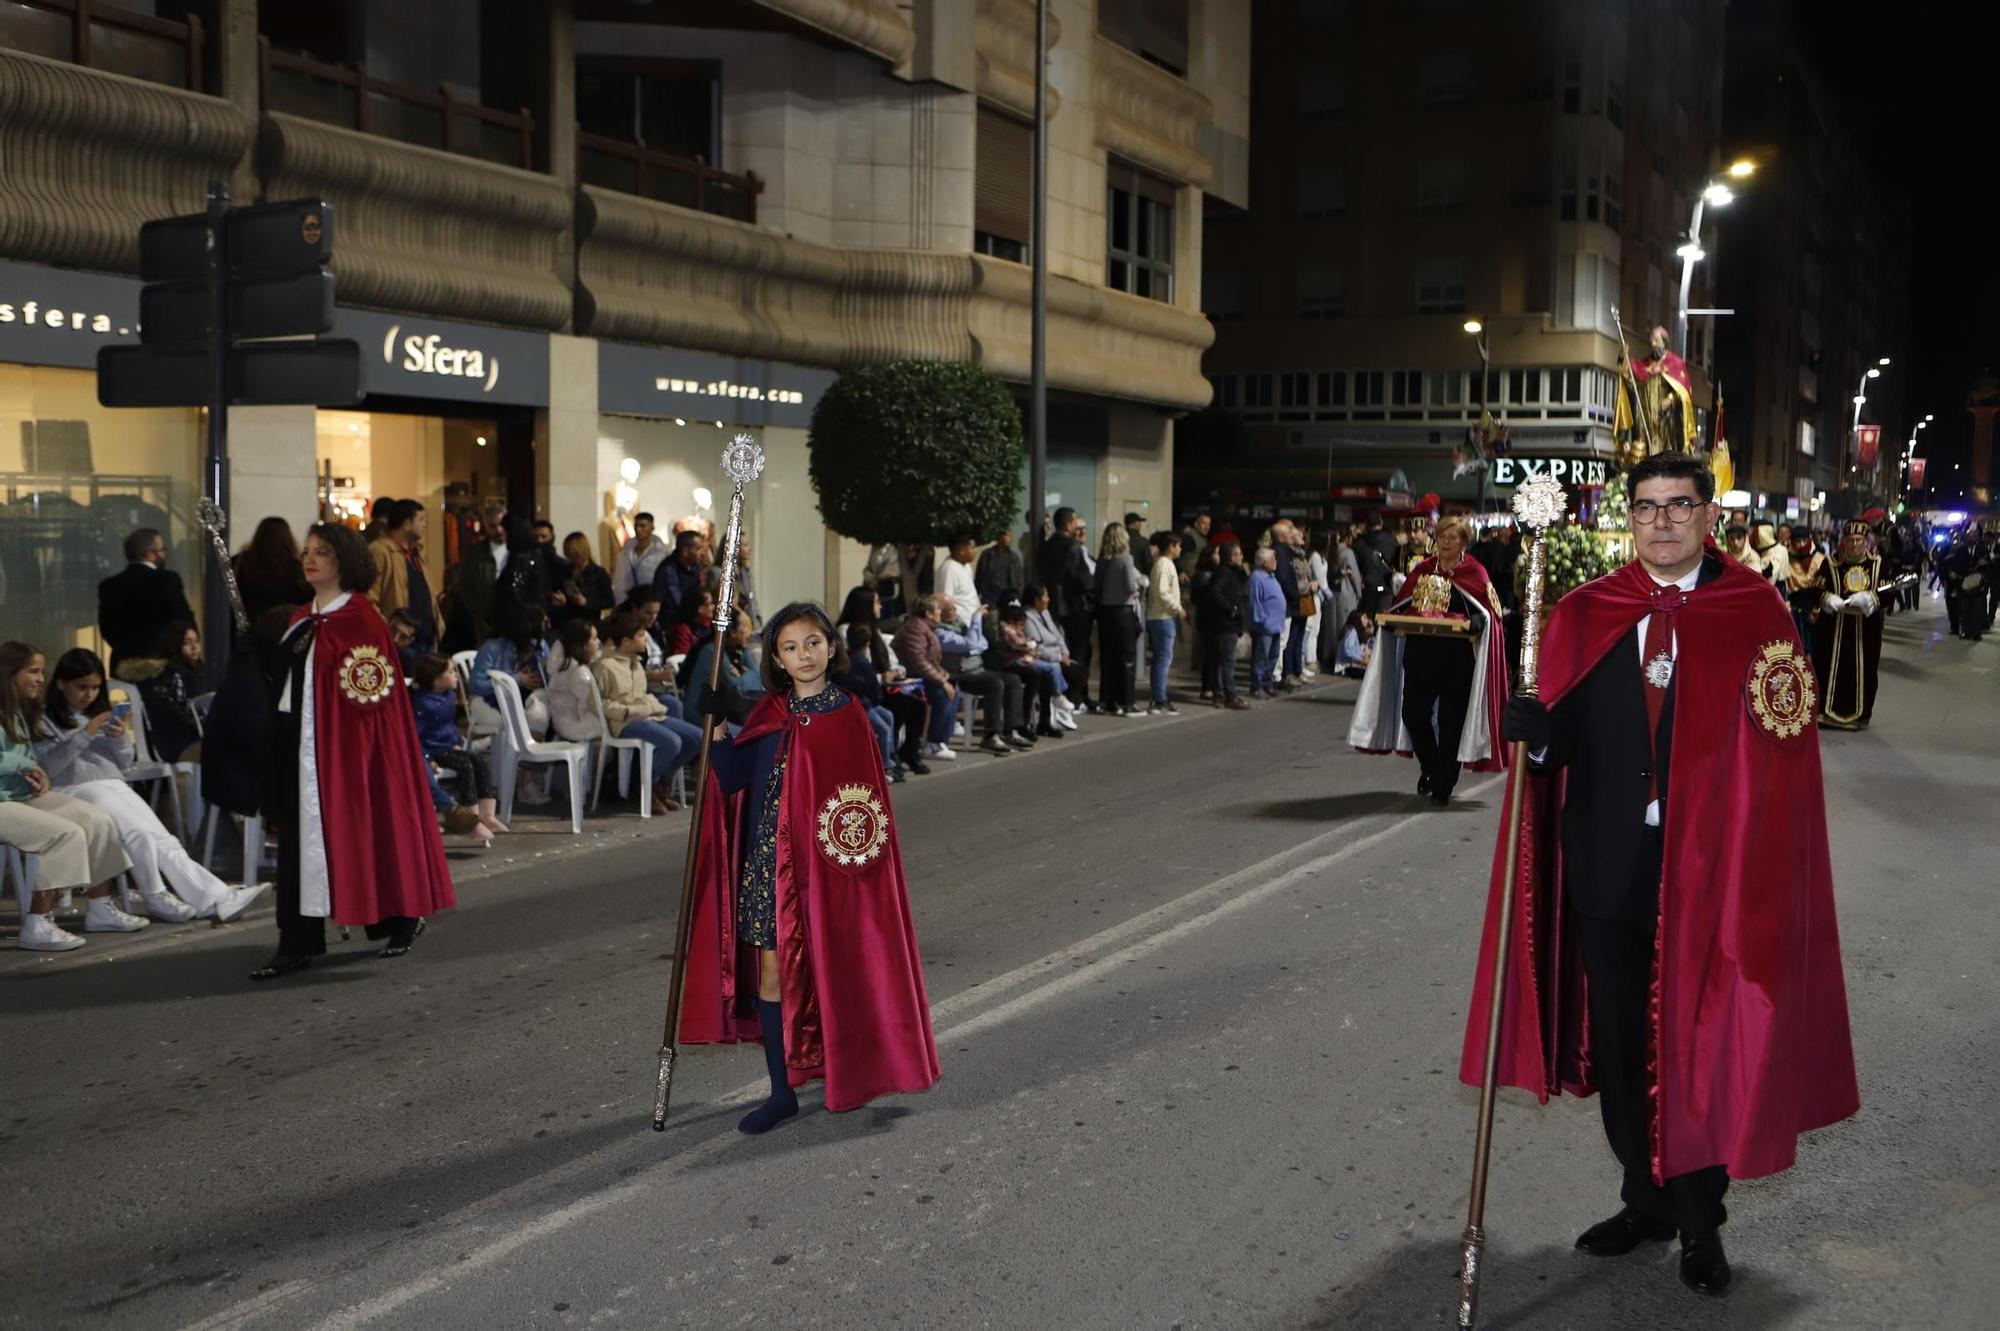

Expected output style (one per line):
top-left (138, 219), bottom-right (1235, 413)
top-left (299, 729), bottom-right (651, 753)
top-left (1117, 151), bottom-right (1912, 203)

top-left (203, 180), bottom-right (232, 683)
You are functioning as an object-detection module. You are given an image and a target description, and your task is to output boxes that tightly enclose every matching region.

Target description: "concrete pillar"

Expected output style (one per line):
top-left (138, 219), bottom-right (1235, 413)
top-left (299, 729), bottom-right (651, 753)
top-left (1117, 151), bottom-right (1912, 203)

top-left (536, 333), bottom-right (599, 546)
top-left (214, 0), bottom-right (261, 198)
top-left (545, 0), bottom-right (578, 325)
top-left (228, 406), bottom-right (320, 542)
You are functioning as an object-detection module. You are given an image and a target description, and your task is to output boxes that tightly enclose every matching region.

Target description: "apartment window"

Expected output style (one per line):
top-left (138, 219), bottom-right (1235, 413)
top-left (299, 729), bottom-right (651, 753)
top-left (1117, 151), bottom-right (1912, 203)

top-left (1606, 76), bottom-right (1626, 127)
top-left (1300, 0), bottom-right (1349, 17)
top-left (1297, 165), bottom-right (1347, 220)
top-left (1415, 259), bottom-right (1466, 314)
top-left (1508, 369), bottom-right (1543, 404)
top-left (1553, 367), bottom-right (1583, 403)
top-left (1798, 420), bottom-right (1816, 457)
top-left (1560, 57), bottom-right (1582, 113)
top-left (1422, 53), bottom-right (1473, 110)
top-left (1243, 374), bottom-right (1275, 408)
top-left (1212, 374), bottom-right (1239, 409)
top-left (1298, 265), bottom-right (1346, 317)
top-left (975, 109), bottom-right (1033, 261)
top-left (1391, 370), bottom-right (1425, 406)
top-left (1354, 370), bottom-right (1385, 406)
top-left (1317, 371), bottom-right (1348, 406)
top-left (1559, 171), bottom-right (1578, 221)
top-left (1418, 158), bottom-right (1467, 214)
top-left (1280, 372), bottom-right (1312, 407)
top-left (1299, 67), bottom-right (1347, 119)
top-left (1098, 0), bottom-right (1190, 77)
top-left (577, 58), bottom-right (720, 164)
top-left (1584, 169), bottom-right (1601, 223)
top-left (1107, 162), bottom-right (1176, 302)
top-left (1203, 271), bottom-right (1244, 321)
top-left (1604, 175), bottom-right (1623, 231)
top-left (1427, 370), bottom-right (1464, 406)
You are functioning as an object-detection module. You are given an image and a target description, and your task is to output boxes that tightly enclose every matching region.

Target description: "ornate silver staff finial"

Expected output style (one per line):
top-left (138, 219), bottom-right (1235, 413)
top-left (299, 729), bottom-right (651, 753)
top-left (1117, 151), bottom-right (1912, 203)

top-left (1510, 472), bottom-right (1567, 533)
top-left (721, 433), bottom-right (766, 484)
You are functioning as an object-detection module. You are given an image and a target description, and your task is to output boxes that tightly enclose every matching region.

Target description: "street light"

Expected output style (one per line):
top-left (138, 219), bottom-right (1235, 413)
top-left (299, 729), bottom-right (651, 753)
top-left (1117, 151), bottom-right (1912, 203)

top-left (1674, 162), bottom-right (1753, 359)
top-left (1465, 318), bottom-right (1492, 510)
top-left (1727, 158), bottom-right (1757, 179)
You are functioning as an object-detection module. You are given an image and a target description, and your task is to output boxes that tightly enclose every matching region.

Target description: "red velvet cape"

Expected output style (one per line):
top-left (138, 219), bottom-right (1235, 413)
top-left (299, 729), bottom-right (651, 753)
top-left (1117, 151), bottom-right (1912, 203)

top-left (289, 596), bottom-right (455, 925)
top-left (678, 691), bottom-right (941, 1112)
top-left (1459, 552), bottom-right (1859, 1182)
top-left (1356, 553), bottom-right (1510, 773)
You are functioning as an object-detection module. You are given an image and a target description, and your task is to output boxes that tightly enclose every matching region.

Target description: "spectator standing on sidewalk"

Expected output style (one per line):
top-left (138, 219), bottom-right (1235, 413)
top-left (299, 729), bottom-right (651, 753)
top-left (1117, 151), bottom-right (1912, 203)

top-left (612, 512), bottom-right (670, 604)
top-left (651, 530), bottom-right (706, 622)
top-left (1095, 523), bottom-right (1144, 716)
top-left (975, 528), bottom-right (1026, 609)
top-left (1249, 547), bottom-right (1287, 701)
top-left (1036, 507), bottom-right (1097, 710)
top-left (368, 499), bottom-right (440, 654)
top-left (1178, 513), bottom-right (1212, 575)
top-left (1194, 542), bottom-right (1250, 709)
top-left (941, 533), bottom-right (985, 626)
top-left (98, 527), bottom-right (194, 677)
top-left (232, 517), bottom-right (312, 623)
top-left (443, 502), bottom-right (508, 654)
top-left (1144, 532), bottom-right (1185, 714)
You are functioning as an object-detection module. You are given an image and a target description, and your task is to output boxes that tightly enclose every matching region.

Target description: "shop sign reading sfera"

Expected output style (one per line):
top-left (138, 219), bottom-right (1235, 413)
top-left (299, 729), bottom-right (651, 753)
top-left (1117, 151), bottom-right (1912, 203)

top-left (382, 323), bottom-right (500, 393)
top-left (0, 299), bottom-right (128, 335)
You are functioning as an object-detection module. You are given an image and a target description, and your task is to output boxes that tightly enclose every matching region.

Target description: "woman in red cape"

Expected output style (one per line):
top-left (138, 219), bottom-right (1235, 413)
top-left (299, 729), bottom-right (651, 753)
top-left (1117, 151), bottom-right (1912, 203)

top-left (1460, 544), bottom-right (1858, 1185)
top-left (1347, 515), bottom-right (1509, 804)
top-left (680, 601), bottom-right (940, 1133)
top-left (251, 523), bottom-right (455, 980)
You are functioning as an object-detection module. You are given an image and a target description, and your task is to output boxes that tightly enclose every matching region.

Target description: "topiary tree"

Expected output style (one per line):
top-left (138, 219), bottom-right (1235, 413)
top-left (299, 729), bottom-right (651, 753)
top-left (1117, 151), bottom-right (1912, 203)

top-left (808, 360), bottom-right (1025, 546)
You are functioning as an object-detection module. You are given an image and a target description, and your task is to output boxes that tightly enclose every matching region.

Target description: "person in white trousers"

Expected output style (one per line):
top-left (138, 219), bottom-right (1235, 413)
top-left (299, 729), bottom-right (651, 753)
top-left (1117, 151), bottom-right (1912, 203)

top-left (34, 648), bottom-right (265, 923)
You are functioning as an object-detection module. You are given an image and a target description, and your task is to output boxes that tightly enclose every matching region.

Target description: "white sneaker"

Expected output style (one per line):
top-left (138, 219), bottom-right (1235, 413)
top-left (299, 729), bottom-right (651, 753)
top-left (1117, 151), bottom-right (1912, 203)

top-left (141, 893), bottom-right (198, 923)
top-left (924, 742), bottom-right (958, 761)
top-left (952, 722), bottom-right (968, 740)
top-left (17, 913), bottom-right (85, 952)
top-left (211, 883), bottom-right (270, 923)
top-left (83, 898), bottom-right (151, 933)
top-left (1055, 708), bottom-right (1080, 731)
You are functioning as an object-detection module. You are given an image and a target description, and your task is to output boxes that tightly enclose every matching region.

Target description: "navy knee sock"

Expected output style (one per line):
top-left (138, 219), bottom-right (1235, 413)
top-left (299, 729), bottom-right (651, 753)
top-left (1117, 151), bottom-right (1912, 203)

top-left (737, 998), bottom-right (799, 1135)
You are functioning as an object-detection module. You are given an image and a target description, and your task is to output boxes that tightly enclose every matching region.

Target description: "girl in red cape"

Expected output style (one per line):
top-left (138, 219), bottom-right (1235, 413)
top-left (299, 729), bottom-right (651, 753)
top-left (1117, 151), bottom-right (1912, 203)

top-left (1347, 514), bottom-right (1509, 804)
top-left (680, 601), bottom-right (940, 1133)
top-left (251, 523), bottom-right (455, 980)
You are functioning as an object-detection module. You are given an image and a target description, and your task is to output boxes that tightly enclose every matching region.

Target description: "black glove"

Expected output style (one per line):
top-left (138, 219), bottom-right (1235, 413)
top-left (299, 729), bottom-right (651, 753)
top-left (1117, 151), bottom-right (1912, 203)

top-left (1502, 696), bottom-right (1551, 750)
top-left (697, 687), bottom-right (730, 721)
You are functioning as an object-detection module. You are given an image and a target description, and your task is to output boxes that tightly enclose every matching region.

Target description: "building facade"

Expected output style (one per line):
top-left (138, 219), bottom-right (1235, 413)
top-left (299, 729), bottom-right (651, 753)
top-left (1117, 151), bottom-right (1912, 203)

top-left (0, 0), bottom-right (1246, 655)
top-left (1189, 0), bottom-right (1726, 532)
top-left (1715, 0), bottom-right (1911, 524)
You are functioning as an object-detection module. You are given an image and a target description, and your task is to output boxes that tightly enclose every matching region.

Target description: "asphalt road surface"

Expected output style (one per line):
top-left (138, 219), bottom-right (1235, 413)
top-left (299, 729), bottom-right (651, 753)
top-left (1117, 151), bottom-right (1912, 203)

top-left (4, 599), bottom-right (1995, 1330)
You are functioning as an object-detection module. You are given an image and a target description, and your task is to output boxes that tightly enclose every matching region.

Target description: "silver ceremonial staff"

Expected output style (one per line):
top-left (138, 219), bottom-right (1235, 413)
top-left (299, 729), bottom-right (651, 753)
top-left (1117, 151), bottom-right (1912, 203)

top-left (1455, 472), bottom-right (1568, 1327)
top-left (653, 434), bottom-right (765, 1131)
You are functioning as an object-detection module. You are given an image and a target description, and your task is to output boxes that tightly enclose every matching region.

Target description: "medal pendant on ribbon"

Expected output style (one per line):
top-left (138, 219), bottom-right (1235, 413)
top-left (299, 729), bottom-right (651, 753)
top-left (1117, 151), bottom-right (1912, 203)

top-left (1644, 650), bottom-right (1675, 690)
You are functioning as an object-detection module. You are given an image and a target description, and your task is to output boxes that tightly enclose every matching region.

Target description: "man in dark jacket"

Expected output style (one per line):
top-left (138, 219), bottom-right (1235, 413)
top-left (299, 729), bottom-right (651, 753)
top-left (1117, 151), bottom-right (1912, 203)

top-left (974, 529), bottom-right (1026, 610)
top-left (651, 530), bottom-right (705, 620)
top-left (1035, 508), bottom-right (1097, 707)
top-left (1195, 540), bottom-right (1251, 709)
top-left (1355, 514), bottom-right (1401, 613)
top-left (444, 503), bottom-right (508, 653)
top-left (98, 527), bottom-right (194, 675)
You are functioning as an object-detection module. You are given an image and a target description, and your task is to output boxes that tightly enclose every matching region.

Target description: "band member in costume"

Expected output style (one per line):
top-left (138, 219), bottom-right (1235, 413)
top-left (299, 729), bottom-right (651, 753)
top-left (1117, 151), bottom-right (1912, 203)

top-left (682, 601), bottom-right (940, 1133)
top-left (1348, 515), bottom-right (1509, 805)
top-left (1477, 452), bottom-right (1858, 1296)
top-left (1939, 533), bottom-right (1985, 642)
top-left (1782, 530), bottom-right (1827, 652)
top-left (1812, 520), bottom-right (1884, 730)
top-left (1749, 521), bottom-right (1787, 591)
top-left (251, 524), bottom-right (456, 981)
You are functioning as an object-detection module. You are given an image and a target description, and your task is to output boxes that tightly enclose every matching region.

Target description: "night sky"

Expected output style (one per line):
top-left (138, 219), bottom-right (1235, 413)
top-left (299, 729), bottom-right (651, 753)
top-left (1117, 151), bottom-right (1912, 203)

top-left (1798, 5), bottom-right (2000, 486)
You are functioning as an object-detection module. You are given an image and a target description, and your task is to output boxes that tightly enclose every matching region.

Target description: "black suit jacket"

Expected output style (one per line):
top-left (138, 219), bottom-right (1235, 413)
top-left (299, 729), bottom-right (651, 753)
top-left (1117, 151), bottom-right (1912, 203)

top-left (1538, 555), bottom-right (1723, 921)
top-left (98, 564), bottom-right (193, 671)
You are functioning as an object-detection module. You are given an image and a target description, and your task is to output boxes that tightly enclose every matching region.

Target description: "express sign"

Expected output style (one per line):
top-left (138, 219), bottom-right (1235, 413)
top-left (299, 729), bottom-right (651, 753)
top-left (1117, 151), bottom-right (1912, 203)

top-left (1491, 455), bottom-right (1611, 487)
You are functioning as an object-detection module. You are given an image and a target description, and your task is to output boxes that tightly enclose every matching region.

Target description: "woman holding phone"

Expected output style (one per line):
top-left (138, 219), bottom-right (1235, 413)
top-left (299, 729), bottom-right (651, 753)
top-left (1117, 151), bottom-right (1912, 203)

top-left (31, 648), bottom-right (267, 923)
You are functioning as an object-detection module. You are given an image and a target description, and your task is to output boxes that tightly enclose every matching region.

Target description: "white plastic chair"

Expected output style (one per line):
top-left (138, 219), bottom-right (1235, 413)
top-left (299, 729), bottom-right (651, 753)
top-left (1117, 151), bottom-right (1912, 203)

top-left (451, 650), bottom-right (494, 738)
top-left (587, 671), bottom-right (652, 819)
top-left (200, 811), bottom-right (265, 889)
top-left (4, 845), bottom-right (38, 922)
top-left (109, 685), bottom-right (191, 843)
top-left (489, 672), bottom-right (589, 833)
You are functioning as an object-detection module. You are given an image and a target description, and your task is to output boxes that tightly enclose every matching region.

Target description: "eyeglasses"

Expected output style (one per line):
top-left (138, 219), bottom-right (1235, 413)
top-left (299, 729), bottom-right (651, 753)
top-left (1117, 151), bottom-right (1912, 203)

top-left (1630, 497), bottom-right (1704, 525)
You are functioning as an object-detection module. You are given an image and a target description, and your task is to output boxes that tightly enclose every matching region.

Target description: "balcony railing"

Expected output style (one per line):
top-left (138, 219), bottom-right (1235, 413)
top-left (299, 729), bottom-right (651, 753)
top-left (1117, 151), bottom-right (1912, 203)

top-left (0, 0), bottom-right (204, 91)
top-left (258, 37), bottom-right (536, 171)
top-left (577, 131), bottom-right (761, 225)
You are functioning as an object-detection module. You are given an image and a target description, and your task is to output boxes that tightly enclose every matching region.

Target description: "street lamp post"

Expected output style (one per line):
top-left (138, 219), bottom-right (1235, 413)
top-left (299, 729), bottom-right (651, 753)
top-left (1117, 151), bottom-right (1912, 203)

top-left (1673, 160), bottom-right (1756, 361)
top-left (1465, 319), bottom-right (1490, 513)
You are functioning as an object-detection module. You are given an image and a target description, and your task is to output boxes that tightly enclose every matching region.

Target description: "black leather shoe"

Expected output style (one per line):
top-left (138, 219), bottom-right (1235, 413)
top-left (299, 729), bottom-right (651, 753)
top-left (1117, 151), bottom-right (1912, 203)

top-left (1678, 1227), bottom-right (1731, 1295)
top-left (1417, 771), bottom-right (1433, 796)
top-left (1574, 1207), bottom-right (1676, 1256)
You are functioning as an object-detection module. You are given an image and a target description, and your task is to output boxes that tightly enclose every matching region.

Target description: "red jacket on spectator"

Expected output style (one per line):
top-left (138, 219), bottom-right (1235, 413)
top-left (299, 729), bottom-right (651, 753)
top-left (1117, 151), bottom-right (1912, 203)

top-left (890, 615), bottom-right (950, 685)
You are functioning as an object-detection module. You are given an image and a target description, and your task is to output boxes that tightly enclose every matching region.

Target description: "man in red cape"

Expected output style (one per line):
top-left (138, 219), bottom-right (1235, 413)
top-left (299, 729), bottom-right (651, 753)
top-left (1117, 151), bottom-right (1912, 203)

top-left (1348, 515), bottom-right (1509, 804)
top-left (678, 680), bottom-right (940, 1122)
top-left (1464, 453), bottom-right (1858, 1295)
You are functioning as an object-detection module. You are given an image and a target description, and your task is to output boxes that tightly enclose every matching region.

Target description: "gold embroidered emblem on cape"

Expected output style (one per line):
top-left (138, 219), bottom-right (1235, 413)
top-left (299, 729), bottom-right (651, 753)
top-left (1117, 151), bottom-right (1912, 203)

top-left (338, 645), bottom-right (396, 705)
top-left (817, 782), bottom-right (890, 869)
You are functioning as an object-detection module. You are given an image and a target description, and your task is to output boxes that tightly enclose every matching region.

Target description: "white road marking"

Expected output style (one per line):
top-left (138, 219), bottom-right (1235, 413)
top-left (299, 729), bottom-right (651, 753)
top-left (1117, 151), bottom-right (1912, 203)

top-left (185, 770), bottom-right (1500, 1331)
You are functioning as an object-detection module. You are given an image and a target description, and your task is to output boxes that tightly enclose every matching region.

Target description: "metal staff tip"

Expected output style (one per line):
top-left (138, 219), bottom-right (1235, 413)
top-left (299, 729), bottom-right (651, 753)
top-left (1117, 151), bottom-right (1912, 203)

top-left (721, 433), bottom-right (766, 484)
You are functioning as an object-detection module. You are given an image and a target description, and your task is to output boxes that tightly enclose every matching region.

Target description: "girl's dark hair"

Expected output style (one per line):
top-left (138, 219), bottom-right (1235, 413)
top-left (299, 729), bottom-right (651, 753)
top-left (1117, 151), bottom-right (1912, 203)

top-left (154, 618), bottom-right (198, 660)
top-left (0, 640), bottom-right (40, 743)
top-left (999, 603), bottom-right (1028, 622)
top-left (558, 617), bottom-right (598, 665)
top-left (307, 522), bottom-right (377, 594)
top-left (1344, 609), bottom-right (1371, 633)
top-left (411, 652), bottom-right (453, 691)
top-left (622, 587), bottom-right (661, 611)
top-left (504, 512), bottom-right (538, 551)
top-left (837, 585), bottom-right (878, 627)
top-left (45, 648), bottom-right (113, 731)
top-left (236, 516), bottom-right (301, 584)
top-left (1021, 581), bottom-right (1046, 605)
top-left (675, 584), bottom-right (716, 627)
top-left (761, 601), bottom-right (849, 693)
top-left (844, 623), bottom-right (873, 651)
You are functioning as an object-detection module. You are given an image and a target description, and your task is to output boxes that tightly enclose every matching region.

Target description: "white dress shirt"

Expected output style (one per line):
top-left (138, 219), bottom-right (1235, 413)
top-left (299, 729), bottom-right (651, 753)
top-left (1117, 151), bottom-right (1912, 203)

top-left (1636, 564), bottom-right (1701, 827)
top-left (490, 540), bottom-right (510, 578)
